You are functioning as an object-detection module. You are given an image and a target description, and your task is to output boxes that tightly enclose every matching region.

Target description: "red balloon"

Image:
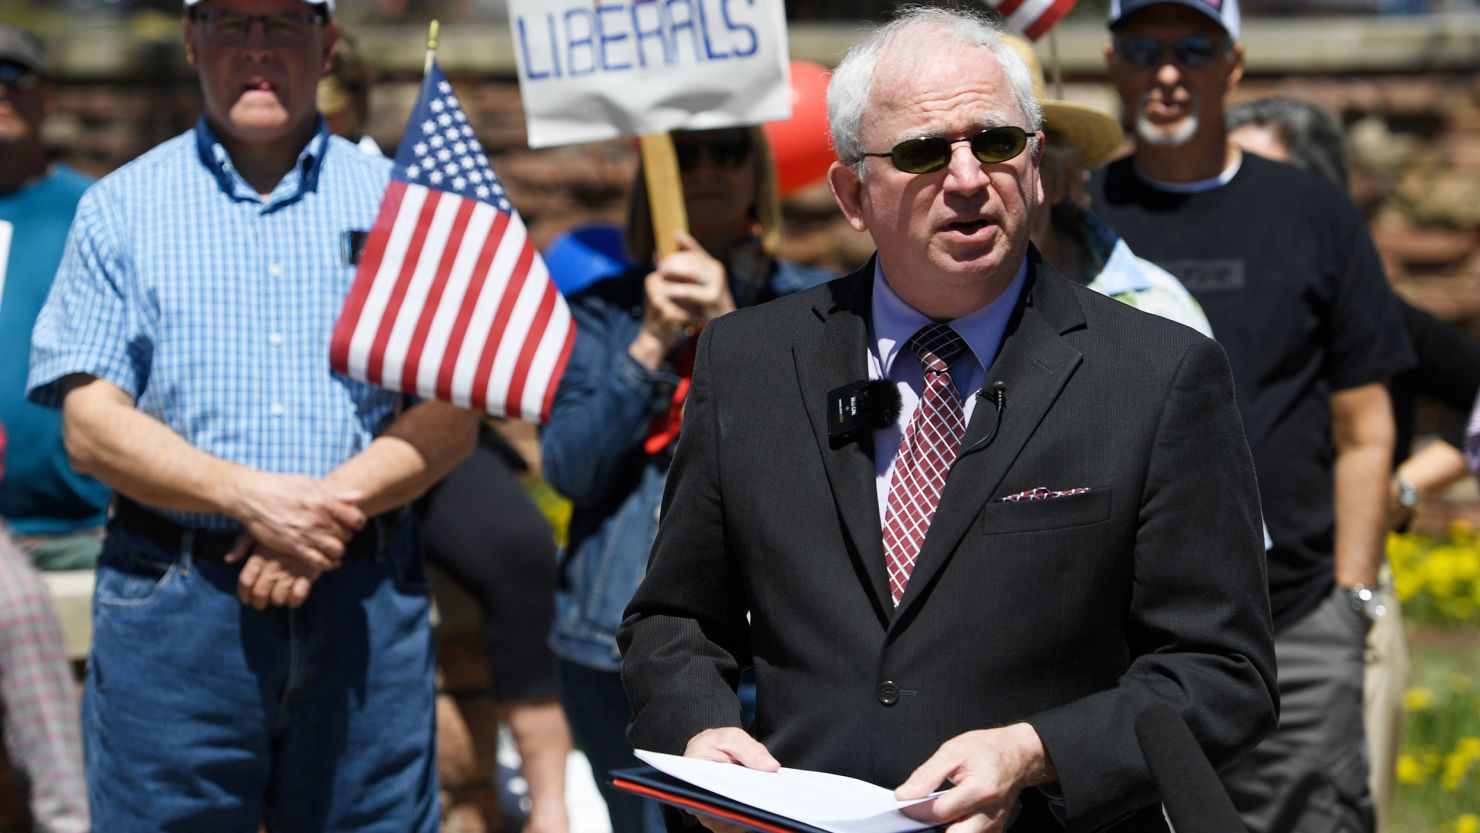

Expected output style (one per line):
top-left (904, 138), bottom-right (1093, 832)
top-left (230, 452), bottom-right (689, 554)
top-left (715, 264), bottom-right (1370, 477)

top-left (764, 60), bottom-right (836, 196)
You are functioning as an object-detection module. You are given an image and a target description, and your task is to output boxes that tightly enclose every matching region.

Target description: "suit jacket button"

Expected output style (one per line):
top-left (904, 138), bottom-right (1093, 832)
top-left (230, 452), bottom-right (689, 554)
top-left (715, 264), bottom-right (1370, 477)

top-left (878, 681), bottom-right (900, 706)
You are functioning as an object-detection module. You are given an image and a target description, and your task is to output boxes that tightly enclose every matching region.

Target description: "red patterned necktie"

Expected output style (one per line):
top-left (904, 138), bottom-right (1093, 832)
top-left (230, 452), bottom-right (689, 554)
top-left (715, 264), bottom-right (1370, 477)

top-left (882, 324), bottom-right (968, 605)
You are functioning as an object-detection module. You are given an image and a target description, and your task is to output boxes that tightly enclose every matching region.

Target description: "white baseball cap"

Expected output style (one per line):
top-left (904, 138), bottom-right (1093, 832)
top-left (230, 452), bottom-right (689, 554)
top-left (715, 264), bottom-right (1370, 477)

top-left (1108, 0), bottom-right (1240, 40)
top-left (184, 0), bottom-right (335, 15)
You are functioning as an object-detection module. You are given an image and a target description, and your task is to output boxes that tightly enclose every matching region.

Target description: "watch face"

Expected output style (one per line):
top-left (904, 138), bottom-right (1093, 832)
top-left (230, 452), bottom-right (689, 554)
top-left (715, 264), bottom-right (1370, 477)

top-left (1397, 479), bottom-right (1419, 509)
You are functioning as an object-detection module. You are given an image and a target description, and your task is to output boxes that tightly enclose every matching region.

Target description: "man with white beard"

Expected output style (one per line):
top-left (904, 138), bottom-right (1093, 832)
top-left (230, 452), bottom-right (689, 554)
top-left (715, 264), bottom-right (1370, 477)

top-left (1087, 2), bottom-right (1414, 832)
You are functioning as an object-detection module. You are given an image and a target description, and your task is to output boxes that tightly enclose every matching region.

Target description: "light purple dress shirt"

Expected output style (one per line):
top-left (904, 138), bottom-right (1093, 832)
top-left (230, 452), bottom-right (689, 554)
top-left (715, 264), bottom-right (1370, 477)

top-left (868, 259), bottom-right (1027, 522)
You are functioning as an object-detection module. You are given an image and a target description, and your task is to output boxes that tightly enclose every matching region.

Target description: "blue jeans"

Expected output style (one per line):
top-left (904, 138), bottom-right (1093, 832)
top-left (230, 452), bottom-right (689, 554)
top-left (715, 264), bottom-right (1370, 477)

top-left (558, 659), bottom-right (666, 833)
top-left (558, 659), bottom-right (757, 833)
top-left (84, 522), bottom-right (439, 833)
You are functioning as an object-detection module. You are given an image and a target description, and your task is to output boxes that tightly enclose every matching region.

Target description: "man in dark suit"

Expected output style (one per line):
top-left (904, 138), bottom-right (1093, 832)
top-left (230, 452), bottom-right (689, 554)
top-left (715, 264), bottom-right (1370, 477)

top-left (617, 8), bottom-right (1277, 832)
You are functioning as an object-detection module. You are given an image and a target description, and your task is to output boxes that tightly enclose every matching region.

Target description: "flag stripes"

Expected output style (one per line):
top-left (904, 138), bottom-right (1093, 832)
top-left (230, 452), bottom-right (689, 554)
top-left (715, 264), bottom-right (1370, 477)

top-left (330, 61), bottom-right (575, 422)
top-left (984, 0), bottom-right (1077, 41)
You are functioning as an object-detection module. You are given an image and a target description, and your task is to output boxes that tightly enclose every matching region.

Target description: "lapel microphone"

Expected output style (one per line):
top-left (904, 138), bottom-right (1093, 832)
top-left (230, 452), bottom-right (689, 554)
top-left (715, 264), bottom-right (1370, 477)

top-left (827, 380), bottom-right (903, 442)
top-left (961, 381), bottom-right (1007, 454)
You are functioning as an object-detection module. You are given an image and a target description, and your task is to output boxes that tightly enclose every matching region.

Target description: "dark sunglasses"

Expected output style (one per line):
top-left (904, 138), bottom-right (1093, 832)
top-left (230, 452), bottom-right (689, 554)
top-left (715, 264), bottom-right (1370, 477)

top-left (859, 126), bottom-right (1032, 175)
top-left (190, 10), bottom-right (326, 45)
top-left (0, 63), bottom-right (42, 93)
top-left (673, 133), bottom-right (753, 172)
top-left (1113, 36), bottom-right (1228, 69)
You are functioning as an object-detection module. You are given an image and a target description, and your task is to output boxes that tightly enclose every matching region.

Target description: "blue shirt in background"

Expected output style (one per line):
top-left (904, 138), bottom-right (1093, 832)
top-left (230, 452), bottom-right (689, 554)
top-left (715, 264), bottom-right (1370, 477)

top-left (0, 165), bottom-right (110, 535)
top-left (27, 119), bottom-right (402, 533)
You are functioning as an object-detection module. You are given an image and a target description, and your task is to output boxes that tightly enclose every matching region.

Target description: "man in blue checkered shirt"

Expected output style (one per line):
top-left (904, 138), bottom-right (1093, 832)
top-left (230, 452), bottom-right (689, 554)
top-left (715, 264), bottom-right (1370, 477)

top-left (25, 0), bottom-right (477, 829)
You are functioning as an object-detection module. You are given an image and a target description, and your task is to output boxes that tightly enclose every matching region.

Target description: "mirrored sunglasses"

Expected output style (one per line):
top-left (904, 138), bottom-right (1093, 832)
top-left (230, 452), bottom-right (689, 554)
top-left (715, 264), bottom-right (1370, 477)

top-left (190, 11), bottom-right (325, 45)
top-left (1113, 36), bottom-right (1227, 69)
top-left (0, 63), bottom-right (42, 93)
top-left (673, 134), bottom-right (754, 172)
top-left (859, 126), bottom-right (1032, 175)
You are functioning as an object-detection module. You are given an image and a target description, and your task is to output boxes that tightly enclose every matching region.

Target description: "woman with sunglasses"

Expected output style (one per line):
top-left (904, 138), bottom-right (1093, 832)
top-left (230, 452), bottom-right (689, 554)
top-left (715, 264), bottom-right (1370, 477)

top-left (540, 126), bottom-right (833, 833)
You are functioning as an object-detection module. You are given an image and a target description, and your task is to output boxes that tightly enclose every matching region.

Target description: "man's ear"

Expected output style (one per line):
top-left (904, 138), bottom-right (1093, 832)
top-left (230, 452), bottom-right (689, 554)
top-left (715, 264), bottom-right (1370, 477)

top-left (322, 21), bottom-right (340, 73)
top-left (183, 17), bottom-right (199, 69)
top-left (1225, 41), bottom-right (1245, 95)
top-left (827, 161), bottom-right (869, 234)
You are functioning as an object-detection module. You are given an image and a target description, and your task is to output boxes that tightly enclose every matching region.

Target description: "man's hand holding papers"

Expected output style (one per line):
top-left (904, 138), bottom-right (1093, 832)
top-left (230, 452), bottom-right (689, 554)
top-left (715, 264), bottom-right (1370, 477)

top-left (894, 725), bottom-right (1058, 833)
top-left (684, 728), bottom-right (780, 833)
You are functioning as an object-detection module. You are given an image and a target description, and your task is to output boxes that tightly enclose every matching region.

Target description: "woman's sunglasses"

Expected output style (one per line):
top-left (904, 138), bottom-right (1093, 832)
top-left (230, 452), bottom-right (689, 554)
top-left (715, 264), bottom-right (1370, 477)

top-left (674, 134), bottom-right (753, 172)
top-left (1113, 36), bottom-right (1228, 69)
top-left (858, 126), bottom-right (1032, 175)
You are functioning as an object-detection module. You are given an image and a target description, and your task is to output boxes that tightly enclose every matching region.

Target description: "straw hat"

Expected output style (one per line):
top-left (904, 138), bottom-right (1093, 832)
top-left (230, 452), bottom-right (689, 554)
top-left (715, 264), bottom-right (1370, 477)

top-left (1002, 34), bottom-right (1124, 169)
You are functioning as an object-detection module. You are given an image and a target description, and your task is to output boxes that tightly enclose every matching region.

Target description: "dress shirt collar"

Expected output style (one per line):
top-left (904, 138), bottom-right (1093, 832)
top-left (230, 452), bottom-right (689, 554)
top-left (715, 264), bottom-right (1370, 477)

top-left (870, 257), bottom-right (1027, 382)
top-left (194, 115), bottom-right (330, 208)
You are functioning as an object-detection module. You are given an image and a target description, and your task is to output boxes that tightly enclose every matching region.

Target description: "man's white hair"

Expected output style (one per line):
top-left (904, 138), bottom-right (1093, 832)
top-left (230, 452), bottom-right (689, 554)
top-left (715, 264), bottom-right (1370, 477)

top-left (827, 6), bottom-right (1044, 177)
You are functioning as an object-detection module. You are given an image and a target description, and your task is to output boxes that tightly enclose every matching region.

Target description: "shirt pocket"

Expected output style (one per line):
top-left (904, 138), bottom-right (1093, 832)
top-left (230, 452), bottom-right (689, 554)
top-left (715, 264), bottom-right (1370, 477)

top-left (977, 487), bottom-right (1113, 535)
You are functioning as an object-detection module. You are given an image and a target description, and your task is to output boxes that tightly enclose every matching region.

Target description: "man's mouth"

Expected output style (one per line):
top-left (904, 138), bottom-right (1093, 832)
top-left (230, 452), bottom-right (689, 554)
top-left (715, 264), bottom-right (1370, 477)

top-left (947, 219), bottom-right (992, 235)
top-left (1140, 91), bottom-right (1195, 122)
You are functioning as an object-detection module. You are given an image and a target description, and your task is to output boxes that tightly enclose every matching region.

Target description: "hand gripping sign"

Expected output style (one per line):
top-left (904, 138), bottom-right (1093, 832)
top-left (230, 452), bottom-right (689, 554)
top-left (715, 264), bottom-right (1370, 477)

top-left (511, 0), bottom-right (792, 257)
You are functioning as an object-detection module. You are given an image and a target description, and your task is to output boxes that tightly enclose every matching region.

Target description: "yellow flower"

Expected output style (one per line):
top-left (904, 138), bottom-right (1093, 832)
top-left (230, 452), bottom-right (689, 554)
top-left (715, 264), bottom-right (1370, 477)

top-left (1397, 753), bottom-right (1426, 785)
top-left (1406, 688), bottom-right (1435, 712)
top-left (1453, 814), bottom-right (1480, 833)
top-left (1440, 738), bottom-right (1480, 791)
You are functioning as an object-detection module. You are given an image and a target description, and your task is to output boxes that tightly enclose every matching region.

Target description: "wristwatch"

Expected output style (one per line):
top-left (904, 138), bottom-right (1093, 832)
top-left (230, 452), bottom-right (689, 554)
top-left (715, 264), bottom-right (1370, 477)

top-left (1344, 584), bottom-right (1387, 621)
top-left (1394, 476), bottom-right (1420, 512)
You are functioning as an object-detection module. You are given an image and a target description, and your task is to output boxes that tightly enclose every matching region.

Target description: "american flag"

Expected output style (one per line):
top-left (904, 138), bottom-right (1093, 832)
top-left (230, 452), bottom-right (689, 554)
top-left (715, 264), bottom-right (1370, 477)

top-left (330, 60), bottom-right (575, 423)
top-left (984, 0), bottom-right (1077, 41)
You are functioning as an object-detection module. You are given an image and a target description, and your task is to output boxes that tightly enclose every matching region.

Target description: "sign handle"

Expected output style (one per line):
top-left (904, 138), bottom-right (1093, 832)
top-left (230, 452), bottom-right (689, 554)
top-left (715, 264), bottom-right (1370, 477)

top-left (425, 20), bottom-right (440, 74)
top-left (639, 133), bottom-right (690, 259)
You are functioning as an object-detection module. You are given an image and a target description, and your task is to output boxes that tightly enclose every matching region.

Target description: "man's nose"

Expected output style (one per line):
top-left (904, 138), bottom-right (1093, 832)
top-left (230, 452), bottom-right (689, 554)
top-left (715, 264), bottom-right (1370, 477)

top-left (240, 19), bottom-right (278, 54)
top-left (942, 143), bottom-right (989, 194)
top-left (1154, 59), bottom-right (1182, 86)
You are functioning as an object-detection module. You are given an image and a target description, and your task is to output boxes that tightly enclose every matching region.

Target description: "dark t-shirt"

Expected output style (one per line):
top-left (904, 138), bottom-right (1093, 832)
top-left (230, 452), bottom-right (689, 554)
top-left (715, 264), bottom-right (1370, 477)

top-left (1089, 152), bottom-right (1416, 632)
top-left (1391, 299), bottom-right (1480, 455)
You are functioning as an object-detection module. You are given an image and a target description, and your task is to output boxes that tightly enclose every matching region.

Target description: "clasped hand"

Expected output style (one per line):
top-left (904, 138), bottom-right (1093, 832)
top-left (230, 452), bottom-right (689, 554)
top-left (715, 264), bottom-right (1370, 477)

top-left (225, 471), bottom-right (366, 609)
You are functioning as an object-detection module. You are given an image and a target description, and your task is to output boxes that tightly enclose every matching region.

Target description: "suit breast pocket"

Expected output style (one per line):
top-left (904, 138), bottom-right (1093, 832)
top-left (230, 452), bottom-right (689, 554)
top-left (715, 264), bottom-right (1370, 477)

top-left (978, 487), bottom-right (1113, 535)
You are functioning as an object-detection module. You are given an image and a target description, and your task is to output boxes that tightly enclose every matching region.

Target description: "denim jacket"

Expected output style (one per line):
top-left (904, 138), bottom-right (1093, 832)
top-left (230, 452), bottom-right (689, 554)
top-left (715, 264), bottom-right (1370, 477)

top-left (543, 259), bottom-right (833, 671)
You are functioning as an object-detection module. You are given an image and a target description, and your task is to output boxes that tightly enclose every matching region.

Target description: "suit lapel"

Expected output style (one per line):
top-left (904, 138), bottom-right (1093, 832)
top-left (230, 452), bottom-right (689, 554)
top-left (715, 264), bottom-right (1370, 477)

top-left (891, 255), bottom-right (1086, 625)
top-left (794, 264), bottom-right (894, 620)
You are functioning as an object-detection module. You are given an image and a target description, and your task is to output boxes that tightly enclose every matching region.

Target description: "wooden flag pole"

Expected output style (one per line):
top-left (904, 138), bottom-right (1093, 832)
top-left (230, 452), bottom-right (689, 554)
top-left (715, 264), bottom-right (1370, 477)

top-left (425, 20), bottom-right (440, 73)
top-left (640, 134), bottom-right (689, 259)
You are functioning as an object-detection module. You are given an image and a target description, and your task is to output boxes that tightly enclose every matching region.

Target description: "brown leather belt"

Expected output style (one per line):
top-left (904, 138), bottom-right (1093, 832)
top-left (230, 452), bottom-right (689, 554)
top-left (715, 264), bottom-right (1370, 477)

top-left (111, 496), bottom-right (402, 562)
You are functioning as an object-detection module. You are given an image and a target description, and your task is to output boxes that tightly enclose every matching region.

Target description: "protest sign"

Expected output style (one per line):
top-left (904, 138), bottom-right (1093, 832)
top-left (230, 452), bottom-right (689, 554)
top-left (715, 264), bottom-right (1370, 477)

top-left (510, 0), bottom-right (792, 149)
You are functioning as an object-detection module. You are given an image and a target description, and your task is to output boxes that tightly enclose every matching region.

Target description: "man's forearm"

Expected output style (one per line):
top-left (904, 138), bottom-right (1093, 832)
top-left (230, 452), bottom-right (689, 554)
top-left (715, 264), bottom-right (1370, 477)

top-left (60, 374), bottom-right (244, 515)
top-left (1332, 383), bottom-right (1397, 588)
top-left (323, 400), bottom-right (478, 516)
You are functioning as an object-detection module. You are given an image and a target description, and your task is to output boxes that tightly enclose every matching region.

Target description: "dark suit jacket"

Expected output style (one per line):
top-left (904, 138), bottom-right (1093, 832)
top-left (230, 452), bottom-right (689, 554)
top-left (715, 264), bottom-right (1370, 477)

top-left (618, 253), bottom-right (1278, 832)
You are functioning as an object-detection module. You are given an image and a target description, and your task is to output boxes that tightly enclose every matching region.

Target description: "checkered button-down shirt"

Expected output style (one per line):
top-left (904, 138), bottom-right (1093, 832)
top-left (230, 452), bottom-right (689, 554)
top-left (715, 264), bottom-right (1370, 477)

top-left (27, 118), bottom-right (402, 532)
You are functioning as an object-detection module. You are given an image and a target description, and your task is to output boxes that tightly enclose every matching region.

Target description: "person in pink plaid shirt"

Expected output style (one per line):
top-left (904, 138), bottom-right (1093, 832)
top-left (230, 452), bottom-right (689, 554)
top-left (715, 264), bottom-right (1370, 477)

top-left (0, 22), bottom-right (89, 833)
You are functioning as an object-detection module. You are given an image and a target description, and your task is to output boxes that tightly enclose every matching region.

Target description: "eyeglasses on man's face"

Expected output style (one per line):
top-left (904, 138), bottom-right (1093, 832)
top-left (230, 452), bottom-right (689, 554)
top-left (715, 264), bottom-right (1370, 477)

top-left (1113, 35), bottom-right (1229, 69)
top-left (858, 126), bottom-right (1033, 175)
top-left (190, 11), bottom-right (326, 45)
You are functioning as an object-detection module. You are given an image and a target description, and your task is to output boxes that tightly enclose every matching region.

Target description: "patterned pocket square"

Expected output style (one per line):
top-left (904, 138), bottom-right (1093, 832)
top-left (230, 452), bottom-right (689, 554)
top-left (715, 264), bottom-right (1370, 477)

top-left (997, 486), bottom-right (1093, 503)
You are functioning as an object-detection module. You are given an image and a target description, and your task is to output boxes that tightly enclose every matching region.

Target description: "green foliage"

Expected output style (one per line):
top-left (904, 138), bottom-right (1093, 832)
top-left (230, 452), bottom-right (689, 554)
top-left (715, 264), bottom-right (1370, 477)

top-left (1393, 637), bottom-right (1480, 832)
